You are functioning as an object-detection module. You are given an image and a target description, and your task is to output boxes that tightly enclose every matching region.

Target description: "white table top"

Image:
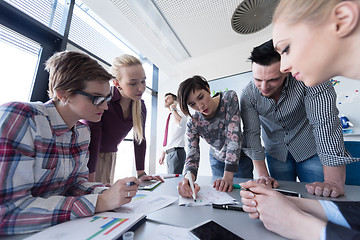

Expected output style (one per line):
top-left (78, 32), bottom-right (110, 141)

top-left (2, 176), bottom-right (360, 240)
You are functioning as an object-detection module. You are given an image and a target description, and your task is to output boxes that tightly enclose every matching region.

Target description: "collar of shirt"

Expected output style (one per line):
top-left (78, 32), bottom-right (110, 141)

top-left (44, 100), bottom-right (76, 137)
top-left (111, 86), bottom-right (121, 102)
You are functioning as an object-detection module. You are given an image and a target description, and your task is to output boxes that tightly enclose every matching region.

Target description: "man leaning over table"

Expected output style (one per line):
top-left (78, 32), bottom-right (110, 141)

top-left (240, 39), bottom-right (351, 198)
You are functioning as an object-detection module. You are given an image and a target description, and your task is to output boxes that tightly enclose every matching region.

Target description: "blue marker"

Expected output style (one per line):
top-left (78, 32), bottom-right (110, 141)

top-left (126, 182), bottom-right (136, 186)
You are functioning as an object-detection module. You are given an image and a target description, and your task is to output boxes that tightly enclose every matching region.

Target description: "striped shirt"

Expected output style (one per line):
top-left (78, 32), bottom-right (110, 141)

top-left (240, 75), bottom-right (354, 167)
top-left (185, 91), bottom-right (242, 177)
top-left (0, 101), bottom-right (106, 235)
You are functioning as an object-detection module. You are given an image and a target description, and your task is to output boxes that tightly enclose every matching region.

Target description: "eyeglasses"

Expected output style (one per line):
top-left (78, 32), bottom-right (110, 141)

top-left (75, 90), bottom-right (112, 106)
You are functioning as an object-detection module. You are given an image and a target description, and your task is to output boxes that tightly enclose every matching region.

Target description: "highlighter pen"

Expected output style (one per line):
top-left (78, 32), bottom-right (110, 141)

top-left (232, 184), bottom-right (241, 189)
top-left (212, 203), bottom-right (244, 212)
top-left (163, 174), bottom-right (180, 179)
top-left (185, 172), bottom-right (197, 202)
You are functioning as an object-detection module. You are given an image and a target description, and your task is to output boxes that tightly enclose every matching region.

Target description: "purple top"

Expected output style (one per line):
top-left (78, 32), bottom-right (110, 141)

top-left (84, 87), bottom-right (147, 173)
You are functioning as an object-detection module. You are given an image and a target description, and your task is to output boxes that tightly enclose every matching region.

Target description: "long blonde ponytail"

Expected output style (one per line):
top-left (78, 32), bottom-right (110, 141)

top-left (111, 54), bottom-right (144, 144)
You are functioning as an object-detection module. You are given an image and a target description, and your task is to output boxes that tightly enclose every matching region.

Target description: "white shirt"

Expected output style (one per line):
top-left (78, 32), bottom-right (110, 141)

top-left (164, 107), bottom-right (187, 151)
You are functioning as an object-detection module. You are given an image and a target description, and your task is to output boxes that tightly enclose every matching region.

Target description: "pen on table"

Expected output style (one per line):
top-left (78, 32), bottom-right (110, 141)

top-left (212, 203), bottom-right (244, 212)
top-left (163, 174), bottom-right (180, 179)
top-left (185, 172), bottom-right (197, 202)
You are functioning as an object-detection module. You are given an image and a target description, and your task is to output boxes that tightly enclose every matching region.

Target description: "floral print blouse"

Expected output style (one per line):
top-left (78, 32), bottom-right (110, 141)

top-left (185, 90), bottom-right (242, 177)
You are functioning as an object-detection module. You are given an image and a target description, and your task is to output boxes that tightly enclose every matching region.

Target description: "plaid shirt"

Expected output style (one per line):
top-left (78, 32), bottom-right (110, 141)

top-left (0, 101), bottom-right (106, 235)
top-left (241, 75), bottom-right (355, 167)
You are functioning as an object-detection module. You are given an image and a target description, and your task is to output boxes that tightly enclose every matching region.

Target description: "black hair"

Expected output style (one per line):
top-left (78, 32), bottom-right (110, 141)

top-left (165, 92), bottom-right (177, 101)
top-left (248, 39), bottom-right (280, 66)
top-left (177, 75), bottom-right (210, 117)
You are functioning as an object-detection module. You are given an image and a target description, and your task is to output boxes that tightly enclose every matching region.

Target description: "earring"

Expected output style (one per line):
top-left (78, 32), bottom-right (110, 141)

top-left (118, 86), bottom-right (122, 90)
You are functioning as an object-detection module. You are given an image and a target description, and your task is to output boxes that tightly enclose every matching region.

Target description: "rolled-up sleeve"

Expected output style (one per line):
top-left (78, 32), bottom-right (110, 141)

top-left (240, 88), bottom-right (266, 161)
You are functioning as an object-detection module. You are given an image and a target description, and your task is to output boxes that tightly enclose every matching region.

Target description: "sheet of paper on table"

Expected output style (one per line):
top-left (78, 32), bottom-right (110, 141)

top-left (147, 224), bottom-right (193, 240)
top-left (179, 185), bottom-right (236, 206)
top-left (115, 190), bottom-right (177, 215)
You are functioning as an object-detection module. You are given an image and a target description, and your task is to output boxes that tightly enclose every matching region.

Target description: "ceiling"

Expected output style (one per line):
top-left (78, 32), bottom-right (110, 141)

top-left (83, 0), bottom-right (274, 81)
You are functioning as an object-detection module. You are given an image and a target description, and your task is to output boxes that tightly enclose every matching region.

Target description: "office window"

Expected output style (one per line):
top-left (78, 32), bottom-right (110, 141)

top-left (0, 24), bottom-right (41, 103)
top-left (3, 0), bottom-right (69, 35)
top-left (68, 0), bottom-right (137, 65)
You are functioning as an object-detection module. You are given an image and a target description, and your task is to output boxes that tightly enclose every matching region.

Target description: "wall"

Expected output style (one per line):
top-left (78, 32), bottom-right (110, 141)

top-left (333, 76), bottom-right (360, 141)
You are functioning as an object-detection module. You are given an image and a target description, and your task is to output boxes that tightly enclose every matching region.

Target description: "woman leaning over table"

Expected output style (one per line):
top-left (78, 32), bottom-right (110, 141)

top-left (177, 75), bottom-right (253, 199)
top-left (241, 0), bottom-right (360, 239)
top-left (84, 54), bottom-right (162, 184)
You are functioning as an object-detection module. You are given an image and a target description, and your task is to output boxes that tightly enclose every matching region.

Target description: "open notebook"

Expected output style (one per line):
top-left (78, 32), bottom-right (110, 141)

top-left (25, 212), bottom-right (146, 240)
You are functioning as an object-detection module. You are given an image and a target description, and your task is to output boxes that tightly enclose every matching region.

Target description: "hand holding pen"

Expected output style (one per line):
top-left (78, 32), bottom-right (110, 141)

top-left (177, 172), bottom-right (200, 200)
top-left (95, 177), bottom-right (140, 213)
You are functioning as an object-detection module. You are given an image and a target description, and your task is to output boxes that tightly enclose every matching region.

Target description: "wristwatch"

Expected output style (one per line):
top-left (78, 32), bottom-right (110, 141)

top-left (138, 172), bottom-right (147, 178)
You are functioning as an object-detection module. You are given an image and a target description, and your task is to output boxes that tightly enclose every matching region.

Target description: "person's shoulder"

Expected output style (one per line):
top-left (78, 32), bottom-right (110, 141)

top-left (224, 89), bottom-right (237, 96)
top-left (223, 90), bottom-right (239, 103)
top-left (242, 81), bottom-right (257, 93)
top-left (0, 101), bottom-right (42, 117)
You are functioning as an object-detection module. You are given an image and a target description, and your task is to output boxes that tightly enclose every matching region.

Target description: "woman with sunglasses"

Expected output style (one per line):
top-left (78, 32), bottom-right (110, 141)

top-left (241, 0), bottom-right (360, 239)
top-left (0, 51), bottom-right (140, 235)
top-left (85, 54), bottom-right (162, 184)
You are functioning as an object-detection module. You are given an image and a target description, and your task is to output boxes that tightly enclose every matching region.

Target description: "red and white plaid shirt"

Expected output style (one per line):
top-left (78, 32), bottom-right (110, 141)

top-left (0, 100), bottom-right (106, 235)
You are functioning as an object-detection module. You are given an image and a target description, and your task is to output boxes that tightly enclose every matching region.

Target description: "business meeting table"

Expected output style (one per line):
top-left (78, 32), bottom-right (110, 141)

top-left (2, 176), bottom-right (360, 240)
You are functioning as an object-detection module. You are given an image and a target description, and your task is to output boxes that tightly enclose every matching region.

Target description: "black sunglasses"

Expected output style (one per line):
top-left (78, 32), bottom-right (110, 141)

top-left (75, 90), bottom-right (112, 106)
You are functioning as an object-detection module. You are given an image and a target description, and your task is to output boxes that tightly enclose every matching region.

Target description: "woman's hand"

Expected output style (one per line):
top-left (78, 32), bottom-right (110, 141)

top-left (213, 171), bottom-right (233, 192)
top-left (95, 177), bottom-right (140, 213)
top-left (139, 174), bottom-right (164, 182)
top-left (240, 180), bottom-right (325, 239)
top-left (254, 176), bottom-right (279, 188)
top-left (178, 176), bottom-right (200, 198)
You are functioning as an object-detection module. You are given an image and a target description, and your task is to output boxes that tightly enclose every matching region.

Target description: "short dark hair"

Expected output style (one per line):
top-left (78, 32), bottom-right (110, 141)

top-left (177, 75), bottom-right (210, 117)
top-left (248, 39), bottom-right (280, 66)
top-left (165, 93), bottom-right (177, 101)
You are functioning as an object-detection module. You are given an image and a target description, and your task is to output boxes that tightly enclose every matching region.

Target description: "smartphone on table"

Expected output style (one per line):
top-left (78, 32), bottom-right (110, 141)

top-left (189, 220), bottom-right (244, 240)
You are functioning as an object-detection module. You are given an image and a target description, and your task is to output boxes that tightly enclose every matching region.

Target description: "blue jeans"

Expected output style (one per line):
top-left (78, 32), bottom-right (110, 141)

top-left (209, 151), bottom-right (253, 178)
top-left (266, 153), bottom-right (324, 182)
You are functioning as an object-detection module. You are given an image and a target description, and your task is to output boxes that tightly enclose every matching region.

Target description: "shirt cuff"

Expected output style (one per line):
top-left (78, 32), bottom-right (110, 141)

top-left (319, 200), bottom-right (351, 228)
top-left (320, 226), bottom-right (326, 240)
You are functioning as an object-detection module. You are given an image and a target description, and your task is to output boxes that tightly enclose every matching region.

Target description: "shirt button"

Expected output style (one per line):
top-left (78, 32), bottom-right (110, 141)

top-left (285, 132), bottom-right (288, 135)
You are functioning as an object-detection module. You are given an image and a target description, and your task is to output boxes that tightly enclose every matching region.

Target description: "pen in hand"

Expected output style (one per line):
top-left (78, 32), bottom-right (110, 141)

top-left (126, 182), bottom-right (137, 186)
top-left (185, 172), bottom-right (197, 202)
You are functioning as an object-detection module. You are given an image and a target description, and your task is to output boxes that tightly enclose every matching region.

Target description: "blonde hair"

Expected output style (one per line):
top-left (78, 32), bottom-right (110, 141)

top-left (46, 51), bottom-right (113, 100)
top-left (273, 0), bottom-right (341, 26)
top-left (111, 54), bottom-right (144, 144)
